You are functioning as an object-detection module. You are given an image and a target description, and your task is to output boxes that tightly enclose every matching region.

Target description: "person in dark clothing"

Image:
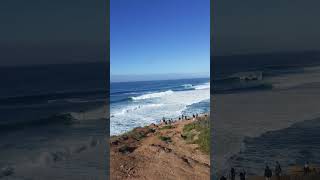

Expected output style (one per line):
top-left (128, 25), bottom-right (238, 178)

top-left (265, 165), bottom-right (272, 180)
top-left (304, 161), bottom-right (310, 175)
top-left (230, 167), bottom-right (236, 180)
top-left (275, 161), bottom-right (282, 179)
top-left (239, 169), bottom-right (246, 180)
top-left (220, 176), bottom-right (227, 180)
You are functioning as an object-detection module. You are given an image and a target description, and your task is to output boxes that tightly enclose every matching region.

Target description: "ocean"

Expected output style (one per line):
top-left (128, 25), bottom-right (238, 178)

top-left (0, 63), bottom-right (107, 179)
top-left (110, 78), bottom-right (210, 135)
top-left (212, 52), bottom-right (320, 178)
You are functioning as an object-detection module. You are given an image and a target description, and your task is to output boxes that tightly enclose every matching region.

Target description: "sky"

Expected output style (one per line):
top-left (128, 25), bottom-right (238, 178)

top-left (110, 0), bottom-right (210, 81)
top-left (213, 0), bottom-right (320, 56)
top-left (0, 0), bottom-right (107, 67)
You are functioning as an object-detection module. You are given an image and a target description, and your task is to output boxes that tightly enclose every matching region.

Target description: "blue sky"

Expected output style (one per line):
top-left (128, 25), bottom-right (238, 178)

top-left (110, 0), bottom-right (210, 81)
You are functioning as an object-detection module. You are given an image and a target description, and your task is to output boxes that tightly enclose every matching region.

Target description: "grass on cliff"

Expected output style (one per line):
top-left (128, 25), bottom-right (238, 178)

top-left (159, 125), bottom-right (173, 130)
top-left (158, 136), bottom-right (172, 143)
top-left (182, 117), bottom-right (210, 154)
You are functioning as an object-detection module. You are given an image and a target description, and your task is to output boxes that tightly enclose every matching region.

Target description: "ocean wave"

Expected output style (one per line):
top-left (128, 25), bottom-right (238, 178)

top-left (194, 82), bottom-right (210, 90)
top-left (110, 97), bottom-right (131, 104)
top-left (111, 88), bottom-right (210, 135)
top-left (70, 105), bottom-right (107, 120)
top-left (0, 89), bottom-right (107, 106)
top-left (131, 90), bottom-right (174, 100)
top-left (270, 66), bottom-right (320, 90)
top-left (111, 104), bottom-right (164, 117)
top-left (47, 97), bottom-right (105, 104)
top-left (0, 113), bottom-right (76, 133)
top-left (181, 84), bottom-right (193, 89)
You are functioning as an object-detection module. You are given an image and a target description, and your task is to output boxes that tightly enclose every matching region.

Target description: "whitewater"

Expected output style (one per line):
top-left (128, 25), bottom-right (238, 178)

top-left (110, 79), bottom-right (210, 135)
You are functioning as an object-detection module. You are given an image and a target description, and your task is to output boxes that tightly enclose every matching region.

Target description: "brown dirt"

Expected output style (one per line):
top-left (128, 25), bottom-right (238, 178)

top-left (110, 117), bottom-right (210, 180)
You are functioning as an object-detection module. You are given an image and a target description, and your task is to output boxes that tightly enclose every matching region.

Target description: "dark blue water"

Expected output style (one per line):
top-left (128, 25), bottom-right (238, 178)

top-left (0, 63), bottom-right (107, 179)
top-left (212, 52), bottom-right (320, 95)
top-left (0, 63), bottom-right (107, 128)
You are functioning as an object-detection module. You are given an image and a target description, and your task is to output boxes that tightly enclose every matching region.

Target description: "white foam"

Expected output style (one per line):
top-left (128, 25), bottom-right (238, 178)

top-left (111, 103), bottom-right (164, 117)
top-left (110, 86), bottom-right (210, 135)
top-left (70, 105), bottom-right (107, 121)
top-left (131, 90), bottom-right (174, 100)
top-left (182, 84), bottom-right (193, 89)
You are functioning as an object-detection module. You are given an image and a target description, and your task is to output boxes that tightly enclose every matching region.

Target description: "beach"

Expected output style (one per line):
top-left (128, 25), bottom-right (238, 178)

top-left (110, 114), bottom-right (210, 180)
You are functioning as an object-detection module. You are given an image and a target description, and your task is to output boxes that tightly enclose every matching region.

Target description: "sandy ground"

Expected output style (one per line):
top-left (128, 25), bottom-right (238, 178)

top-left (110, 116), bottom-right (210, 180)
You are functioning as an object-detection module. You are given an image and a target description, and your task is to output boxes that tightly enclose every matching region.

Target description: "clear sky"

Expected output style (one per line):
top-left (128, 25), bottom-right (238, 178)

top-left (110, 0), bottom-right (210, 81)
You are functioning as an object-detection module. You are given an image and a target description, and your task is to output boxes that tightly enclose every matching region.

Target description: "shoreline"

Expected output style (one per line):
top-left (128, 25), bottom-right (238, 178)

top-left (110, 112), bottom-right (210, 137)
top-left (110, 113), bottom-right (210, 180)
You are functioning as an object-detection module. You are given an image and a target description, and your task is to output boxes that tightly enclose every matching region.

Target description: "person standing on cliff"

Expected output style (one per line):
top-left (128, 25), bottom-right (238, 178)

top-left (304, 161), bottom-right (310, 175)
top-left (239, 169), bottom-right (246, 180)
top-left (275, 161), bottom-right (282, 180)
top-left (264, 165), bottom-right (272, 180)
top-left (230, 167), bottom-right (236, 180)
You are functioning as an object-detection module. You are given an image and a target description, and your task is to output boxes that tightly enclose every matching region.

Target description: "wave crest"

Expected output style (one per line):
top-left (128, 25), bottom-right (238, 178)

top-left (194, 82), bottom-right (210, 90)
top-left (131, 90), bottom-right (174, 100)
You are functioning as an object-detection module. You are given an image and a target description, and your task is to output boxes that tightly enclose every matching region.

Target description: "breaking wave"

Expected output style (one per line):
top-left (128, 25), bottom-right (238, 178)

top-left (131, 90), bottom-right (174, 100)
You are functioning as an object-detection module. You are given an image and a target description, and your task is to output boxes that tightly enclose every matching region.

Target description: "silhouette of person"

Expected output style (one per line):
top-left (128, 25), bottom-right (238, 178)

top-left (265, 165), bottom-right (272, 180)
top-left (220, 176), bottom-right (227, 180)
top-left (230, 167), bottom-right (236, 180)
top-left (275, 161), bottom-right (282, 179)
top-left (304, 161), bottom-right (310, 175)
top-left (239, 169), bottom-right (246, 180)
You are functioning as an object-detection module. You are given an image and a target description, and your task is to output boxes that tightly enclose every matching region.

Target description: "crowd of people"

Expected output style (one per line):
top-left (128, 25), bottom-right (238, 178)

top-left (161, 113), bottom-right (201, 124)
top-left (219, 161), bottom-right (314, 180)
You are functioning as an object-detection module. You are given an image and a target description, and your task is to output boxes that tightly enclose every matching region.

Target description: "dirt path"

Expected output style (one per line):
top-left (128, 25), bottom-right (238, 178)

top-left (110, 118), bottom-right (210, 180)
